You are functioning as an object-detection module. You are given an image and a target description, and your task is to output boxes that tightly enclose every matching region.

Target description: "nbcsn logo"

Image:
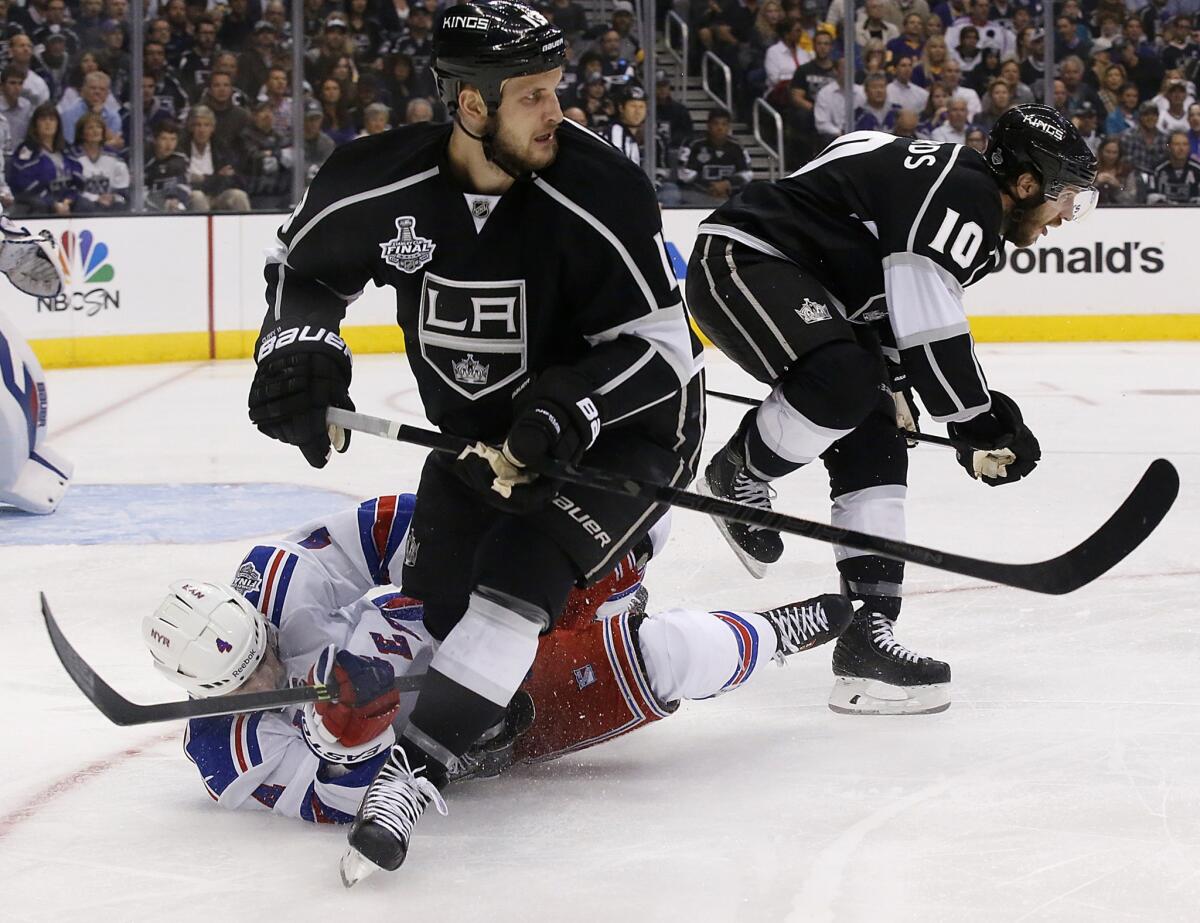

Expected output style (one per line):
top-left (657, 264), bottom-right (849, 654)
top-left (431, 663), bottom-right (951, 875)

top-left (37, 229), bottom-right (120, 315)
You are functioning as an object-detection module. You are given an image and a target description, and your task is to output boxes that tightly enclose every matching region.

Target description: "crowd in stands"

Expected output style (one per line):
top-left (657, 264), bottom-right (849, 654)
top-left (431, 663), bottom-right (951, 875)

top-left (0, 0), bottom-right (1197, 214)
top-left (687, 0), bottom-right (1200, 204)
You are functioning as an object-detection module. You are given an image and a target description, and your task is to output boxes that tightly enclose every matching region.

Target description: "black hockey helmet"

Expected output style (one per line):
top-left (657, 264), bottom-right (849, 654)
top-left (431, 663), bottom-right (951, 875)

top-left (433, 1), bottom-right (566, 114)
top-left (984, 104), bottom-right (1098, 203)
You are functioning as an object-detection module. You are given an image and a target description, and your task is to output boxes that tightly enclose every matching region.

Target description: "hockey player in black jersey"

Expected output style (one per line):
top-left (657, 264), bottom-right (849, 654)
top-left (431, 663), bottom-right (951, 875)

top-left (687, 106), bottom-right (1097, 716)
top-left (245, 0), bottom-right (703, 886)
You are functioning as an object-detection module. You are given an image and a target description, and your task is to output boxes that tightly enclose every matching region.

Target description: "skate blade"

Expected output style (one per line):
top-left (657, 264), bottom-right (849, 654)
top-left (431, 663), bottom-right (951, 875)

top-left (339, 847), bottom-right (382, 889)
top-left (827, 677), bottom-right (950, 716)
top-left (695, 478), bottom-right (770, 580)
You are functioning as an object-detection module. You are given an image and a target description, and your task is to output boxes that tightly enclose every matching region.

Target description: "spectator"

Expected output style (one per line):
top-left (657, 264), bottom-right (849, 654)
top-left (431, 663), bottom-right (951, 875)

top-left (144, 119), bottom-right (191, 211)
top-left (596, 28), bottom-right (636, 88)
top-left (145, 40), bottom-right (189, 120)
top-left (181, 104), bottom-right (251, 211)
top-left (359, 102), bottom-right (391, 137)
top-left (38, 34), bottom-right (70, 102)
top-left (1188, 102), bottom-right (1200, 158)
top-left (1094, 135), bottom-right (1144, 204)
top-left (1158, 78), bottom-right (1192, 132)
top-left (404, 97), bottom-right (434, 124)
top-left (562, 106), bottom-right (587, 126)
top-left (58, 53), bottom-right (113, 116)
top-left (0, 67), bottom-right (32, 154)
top-left (814, 56), bottom-right (865, 139)
top-left (1059, 56), bottom-right (1106, 118)
top-left (940, 58), bottom-right (981, 119)
top-left (913, 34), bottom-right (948, 86)
top-left (8, 102), bottom-right (81, 215)
top-left (946, 0), bottom-right (1016, 57)
top-left (964, 125), bottom-right (987, 152)
top-left (578, 72), bottom-right (614, 129)
top-left (389, 5), bottom-right (436, 93)
top-left (859, 41), bottom-right (889, 81)
top-left (9, 36), bottom-right (50, 107)
top-left (59, 72), bottom-right (122, 148)
top-left (1018, 27), bottom-right (1046, 88)
top-left (179, 15), bottom-right (218, 102)
top-left (975, 77), bottom-right (1012, 131)
top-left (1054, 12), bottom-right (1091, 62)
top-left (98, 21), bottom-right (131, 101)
top-left (855, 73), bottom-right (900, 130)
top-left (792, 30), bottom-right (838, 104)
top-left (856, 0), bottom-right (900, 47)
top-left (892, 107), bottom-right (920, 138)
top-left (71, 111), bottom-right (129, 213)
top-left (306, 14), bottom-right (352, 87)
top-left (345, 0), bottom-right (384, 66)
top-left (1147, 129), bottom-right (1200, 203)
top-left (677, 108), bottom-right (752, 204)
top-left (241, 101), bottom-right (289, 209)
top-left (606, 1), bottom-right (640, 63)
top-left (1115, 35), bottom-right (1164, 101)
top-left (122, 74), bottom-right (173, 149)
top-left (1106, 82), bottom-right (1141, 134)
top-left (998, 58), bottom-right (1034, 106)
top-left (33, 0), bottom-right (79, 58)
top-left (747, 0), bottom-right (786, 78)
top-left (217, 0), bottom-right (254, 51)
top-left (785, 30), bottom-right (837, 164)
top-left (925, 12), bottom-right (946, 38)
top-left (328, 55), bottom-right (359, 89)
top-left (966, 46), bottom-right (1003, 94)
top-left (283, 100), bottom-right (334, 185)
top-left (75, 0), bottom-right (106, 51)
top-left (201, 71), bottom-right (252, 163)
top-left (1052, 79), bottom-right (1070, 116)
top-left (931, 95), bottom-right (971, 141)
top-left (260, 66), bottom-right (292, 138)
top-left (1160, 15), bottom-right (1200, 73)
top-left (162, 0), bottom-right (194, 65)
top-left (887, 54), bottom-right (929, 112)
top-left (318, 77), bottom-right (357, 146)
top-left (655, 72), bottom-right (694, 152)
top-left (600, 84), bottom-right (646, 164)
top-left (239, 22), bottom-right (279, 99)
top-left (764, 20), bottom-right (813, 97)
top-left (1073, 101), bottom-right (1102, 154)
top-left (1097, 63), bottom-right (1127, 115)
top-left (383, 53), bottom-right (420, 116)
top-left (261, 0), bottom-right (292, 52)
top-left (1120, 100), bottom-right (1169, 174)
top-left (887, 13), bottom-right (926, 65)
top-left (547, 0), bottom-right (589, 43)
top-left (794, 0), bottom-right (837, 53)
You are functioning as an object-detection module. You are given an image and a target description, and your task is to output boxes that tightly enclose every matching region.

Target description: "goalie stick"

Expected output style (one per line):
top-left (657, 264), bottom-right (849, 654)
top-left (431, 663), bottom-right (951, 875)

top-left (40, 593), bottom-right (423, 727)
top-left (328, 408), bottom-right (1179, 596)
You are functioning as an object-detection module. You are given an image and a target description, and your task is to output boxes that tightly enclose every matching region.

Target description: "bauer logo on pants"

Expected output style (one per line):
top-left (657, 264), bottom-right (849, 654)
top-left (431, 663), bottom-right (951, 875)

top-left (418, 273), bottom-right (528, 400)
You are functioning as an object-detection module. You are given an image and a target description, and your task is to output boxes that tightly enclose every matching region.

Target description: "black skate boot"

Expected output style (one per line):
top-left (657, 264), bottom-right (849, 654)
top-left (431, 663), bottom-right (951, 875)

top-left (697, 427), bottom-right (783, 579)
top-left (339, 745), bottom-right (447, 888)
top-left (828, 609), bottom-right (951, 715)
top-left (758, 594), bottom-right (854, 662)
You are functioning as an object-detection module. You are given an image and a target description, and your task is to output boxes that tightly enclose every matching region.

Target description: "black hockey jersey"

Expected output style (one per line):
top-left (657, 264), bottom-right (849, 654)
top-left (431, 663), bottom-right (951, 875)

top-left (699, 131), bottom-right (1003, 422)
top-left (262, 119), bottom-right (702, 452)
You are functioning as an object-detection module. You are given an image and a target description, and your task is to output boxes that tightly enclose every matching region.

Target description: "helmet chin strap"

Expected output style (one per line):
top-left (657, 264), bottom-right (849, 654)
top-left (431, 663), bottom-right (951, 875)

top-left (454, 110), bottom-right (524, 181)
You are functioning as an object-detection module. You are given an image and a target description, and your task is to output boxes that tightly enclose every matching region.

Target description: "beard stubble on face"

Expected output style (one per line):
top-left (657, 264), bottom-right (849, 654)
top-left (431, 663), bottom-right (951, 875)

top-left (487, 113), bottom-right (559, 176)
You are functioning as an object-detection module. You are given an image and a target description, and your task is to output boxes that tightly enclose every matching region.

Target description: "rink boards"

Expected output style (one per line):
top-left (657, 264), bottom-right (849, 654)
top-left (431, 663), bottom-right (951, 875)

top-left (14, 208), bottom-right (1200, 369)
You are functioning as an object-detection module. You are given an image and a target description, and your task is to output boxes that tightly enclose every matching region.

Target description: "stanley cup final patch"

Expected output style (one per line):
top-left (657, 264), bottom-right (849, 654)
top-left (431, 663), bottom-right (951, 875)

top-left (380, 216), bottom-right (436, 273)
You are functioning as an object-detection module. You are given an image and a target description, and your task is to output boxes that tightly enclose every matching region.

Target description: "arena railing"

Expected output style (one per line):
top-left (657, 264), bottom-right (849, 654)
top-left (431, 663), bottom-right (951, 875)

top-left (752, 97), bottom-right (786, 180)
top-left (701, 51), bottom-right (733, 117)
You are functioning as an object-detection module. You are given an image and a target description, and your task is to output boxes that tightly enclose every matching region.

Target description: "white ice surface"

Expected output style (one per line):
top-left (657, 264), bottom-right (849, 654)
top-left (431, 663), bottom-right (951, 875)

top-left (1, 346), bottom-right (1198, 923)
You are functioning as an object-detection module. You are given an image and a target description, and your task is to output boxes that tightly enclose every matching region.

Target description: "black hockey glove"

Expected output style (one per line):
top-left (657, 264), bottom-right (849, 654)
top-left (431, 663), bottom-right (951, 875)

top-left (248, 324), bottom-right (354, 469)
top-left (453, 441), bottom-right (560, 514)
top-left (886, 356), bottom-right (920, 447)
top-left (503, 366), bottom-right (605, 470)
top-left (946, 390), bottom-right (1041, 487)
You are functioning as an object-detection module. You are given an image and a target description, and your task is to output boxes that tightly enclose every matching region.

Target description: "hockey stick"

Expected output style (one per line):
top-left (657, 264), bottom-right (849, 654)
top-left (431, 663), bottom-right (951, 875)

top-left (40, 593), bottom-right (423, 727)
top-left (705, 386), bottom-right (958, 449)
top-left (327, 408), bottom-right (1179, 596)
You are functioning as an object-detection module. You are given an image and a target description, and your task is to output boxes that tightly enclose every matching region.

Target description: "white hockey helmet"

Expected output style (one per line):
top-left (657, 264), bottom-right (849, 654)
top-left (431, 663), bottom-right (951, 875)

top-left (143, 581), bottom-right (271, 697)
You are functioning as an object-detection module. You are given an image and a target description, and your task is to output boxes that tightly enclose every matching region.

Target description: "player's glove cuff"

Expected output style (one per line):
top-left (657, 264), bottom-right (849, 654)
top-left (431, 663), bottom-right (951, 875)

top-left (503, 366), bottom-right (605, 469)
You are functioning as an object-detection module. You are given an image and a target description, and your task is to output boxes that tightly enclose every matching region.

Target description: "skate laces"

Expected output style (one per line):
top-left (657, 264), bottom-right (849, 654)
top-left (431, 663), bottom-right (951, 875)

top-left (360, 747), bottom-right (448, 843)
top-left (770, 601), bottom-right (830, 662)
top-left (732, 470), bottom-right (776, 532)
top-left (868, 613), bottom-right (921, 663)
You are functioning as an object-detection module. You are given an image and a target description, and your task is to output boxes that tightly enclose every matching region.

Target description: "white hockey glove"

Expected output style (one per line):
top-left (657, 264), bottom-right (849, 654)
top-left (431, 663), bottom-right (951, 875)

top-left (0, 218), bottom-right (62, 297)
top-left (299, 645), bottom-right (398, 765)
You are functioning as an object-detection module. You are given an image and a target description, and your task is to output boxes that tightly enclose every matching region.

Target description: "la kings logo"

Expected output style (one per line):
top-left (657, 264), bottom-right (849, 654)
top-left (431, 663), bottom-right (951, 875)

top-left (380, 216), bottom-right (435, 273)
top-left (418, 273), bottom-right (527, 399)
top-left (796, 297), bottom-right (831, 324)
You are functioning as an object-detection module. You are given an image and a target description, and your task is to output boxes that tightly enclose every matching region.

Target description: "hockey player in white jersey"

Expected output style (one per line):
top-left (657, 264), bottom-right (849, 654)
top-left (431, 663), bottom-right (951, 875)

top-left (143, 493), bottom-right (852, 870)
top-left (0, 214), bottom-right (71, 514)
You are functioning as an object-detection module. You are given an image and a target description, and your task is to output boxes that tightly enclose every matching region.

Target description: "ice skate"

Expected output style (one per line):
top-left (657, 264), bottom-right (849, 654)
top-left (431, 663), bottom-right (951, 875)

top-left (340, 745), bottom-right (447, 888)
top-left (697, 432), bottom-right (783, 579)
top-left (758, 593), bottom-right (854, 661)
top-left (829, 609), bottom-right (950, 715)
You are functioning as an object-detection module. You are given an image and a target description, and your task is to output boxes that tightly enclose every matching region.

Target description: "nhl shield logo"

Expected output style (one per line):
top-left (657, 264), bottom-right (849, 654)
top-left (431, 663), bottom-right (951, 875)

top-left (380, 216), bottom-right (435, 273)
top-left (796, 297), bottom-right (832, 324)
top-left (418, 272), bottom-right (528, 400)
